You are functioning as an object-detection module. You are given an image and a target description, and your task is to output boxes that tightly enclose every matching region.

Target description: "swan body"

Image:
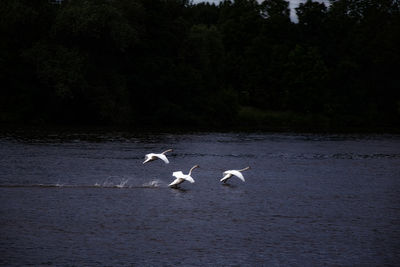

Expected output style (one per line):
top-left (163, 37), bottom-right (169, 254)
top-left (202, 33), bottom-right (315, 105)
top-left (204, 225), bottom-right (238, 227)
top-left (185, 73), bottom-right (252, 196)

top-left (169, 165), bottom-right (199, 187)
top-left (220, 166), bottom-right (250, 183)
top-left (143, 149), bottom-right (173, 164)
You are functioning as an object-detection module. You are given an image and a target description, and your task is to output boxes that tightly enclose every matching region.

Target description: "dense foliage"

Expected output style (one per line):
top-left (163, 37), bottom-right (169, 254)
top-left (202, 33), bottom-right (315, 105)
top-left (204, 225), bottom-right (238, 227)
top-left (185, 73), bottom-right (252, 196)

top-left (1, 0), bottom-right (399, 131)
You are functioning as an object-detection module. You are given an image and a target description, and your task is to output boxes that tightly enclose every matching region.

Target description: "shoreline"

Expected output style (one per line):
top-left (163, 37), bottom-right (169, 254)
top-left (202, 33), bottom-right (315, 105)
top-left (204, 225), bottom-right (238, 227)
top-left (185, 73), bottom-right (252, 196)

top-left (1, 122), bottom-right (399, 136)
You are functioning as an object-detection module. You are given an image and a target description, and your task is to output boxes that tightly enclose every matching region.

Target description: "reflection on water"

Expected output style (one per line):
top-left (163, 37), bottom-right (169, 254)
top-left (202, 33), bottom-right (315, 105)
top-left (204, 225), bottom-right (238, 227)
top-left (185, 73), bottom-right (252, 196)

top-left (0, 131), bottom-right (399, 266)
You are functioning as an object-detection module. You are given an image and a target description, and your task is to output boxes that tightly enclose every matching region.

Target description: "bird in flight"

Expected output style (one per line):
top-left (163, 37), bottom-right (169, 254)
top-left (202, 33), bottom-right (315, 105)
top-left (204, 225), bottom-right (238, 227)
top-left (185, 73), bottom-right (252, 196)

top-left (143, 149), bottom-right (173, 164)
top-left (169, 165), bottom-right (200, 188)
top-left (220, 166), bottom-right (250, 183)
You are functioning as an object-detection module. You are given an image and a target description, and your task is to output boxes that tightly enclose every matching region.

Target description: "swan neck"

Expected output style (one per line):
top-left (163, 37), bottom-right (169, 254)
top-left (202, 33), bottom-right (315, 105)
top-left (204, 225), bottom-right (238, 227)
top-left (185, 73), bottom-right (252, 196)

top-left (161, 149), bottom-right (173, 154)
top-left (189, 165), bottom-right (198, 175)
top-left (239, 167), bottom-right (250, 172)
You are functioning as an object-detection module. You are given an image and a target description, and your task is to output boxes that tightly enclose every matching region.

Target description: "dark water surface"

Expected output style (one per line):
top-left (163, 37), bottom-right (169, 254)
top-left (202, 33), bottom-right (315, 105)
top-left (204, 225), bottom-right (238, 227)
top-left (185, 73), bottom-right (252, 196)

top-left (1, 131), bottom-right (399, 266)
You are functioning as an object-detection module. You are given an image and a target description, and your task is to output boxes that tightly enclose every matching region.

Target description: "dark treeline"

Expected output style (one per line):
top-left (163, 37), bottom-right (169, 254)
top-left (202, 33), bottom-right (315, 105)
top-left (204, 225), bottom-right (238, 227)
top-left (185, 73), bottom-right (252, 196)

top-left (1, 0), bottom-right (399, 131)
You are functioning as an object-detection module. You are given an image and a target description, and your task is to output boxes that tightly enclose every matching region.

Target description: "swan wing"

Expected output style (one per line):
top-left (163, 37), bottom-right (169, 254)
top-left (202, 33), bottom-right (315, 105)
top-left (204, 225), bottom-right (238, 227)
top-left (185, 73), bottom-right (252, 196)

top-left (225, 170), bottom-right (245, 182)
top-left (172, 171), bottom-right (184, 178)
top-left (155, 154), bottom-right (169, 164)
top-left (169, 177), bottom-right (184, 187)
top-left (220, 173), bottom-right (232, 182)
top-left (183, 175), bottom-right (195, 183)
top-left (143, 154), bottom-right (153, 164)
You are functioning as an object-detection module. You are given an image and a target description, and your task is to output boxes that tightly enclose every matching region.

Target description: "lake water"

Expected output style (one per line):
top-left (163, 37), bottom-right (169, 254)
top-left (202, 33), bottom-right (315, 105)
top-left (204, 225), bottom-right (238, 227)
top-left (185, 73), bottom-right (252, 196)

top-left (1, 131), bottom-right (399, 266)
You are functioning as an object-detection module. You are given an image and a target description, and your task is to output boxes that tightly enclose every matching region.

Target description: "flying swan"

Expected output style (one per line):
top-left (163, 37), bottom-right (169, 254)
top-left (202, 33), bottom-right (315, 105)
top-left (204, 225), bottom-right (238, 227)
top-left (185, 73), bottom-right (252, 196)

top-left (220, 167), bottom-right (250, 183)
top-left (169, 165), bottom-right (199, 188)
top-left (143, 149), bottom-right (173, 164)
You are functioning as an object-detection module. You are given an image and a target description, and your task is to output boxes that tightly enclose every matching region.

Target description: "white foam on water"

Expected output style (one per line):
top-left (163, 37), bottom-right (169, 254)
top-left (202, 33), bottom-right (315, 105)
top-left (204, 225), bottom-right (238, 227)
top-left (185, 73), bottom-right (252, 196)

top-left (142, 179), bottom-right (164, 188)
top-left (1, 177), bottom-right (164, 189)
top-left (115, 178), bottom-right (130, 188)
top-left (94, 176), bottom-right (131, 188)
top-left (55, 180), bottom-right (65, 187)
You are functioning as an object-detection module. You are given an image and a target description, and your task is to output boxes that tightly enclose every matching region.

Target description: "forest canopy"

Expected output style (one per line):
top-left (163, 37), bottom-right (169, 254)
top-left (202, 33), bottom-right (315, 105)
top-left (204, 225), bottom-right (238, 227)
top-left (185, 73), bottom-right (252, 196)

top-left (1, 0), bottom-right (399, 131)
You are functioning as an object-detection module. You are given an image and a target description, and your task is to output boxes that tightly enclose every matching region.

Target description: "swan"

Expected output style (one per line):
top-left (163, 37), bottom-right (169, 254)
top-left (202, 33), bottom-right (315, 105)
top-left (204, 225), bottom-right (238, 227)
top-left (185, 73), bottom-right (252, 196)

top-left (143, 149), bottom-right (173, 164)
top-left (220, 166), bottom-right (250, 183)
top-left (169, 165), bottom-right (199, 188)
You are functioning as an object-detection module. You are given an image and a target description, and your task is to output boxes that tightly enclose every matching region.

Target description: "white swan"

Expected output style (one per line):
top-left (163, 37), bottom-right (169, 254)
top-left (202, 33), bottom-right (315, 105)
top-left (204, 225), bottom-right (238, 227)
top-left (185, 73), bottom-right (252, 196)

top-left (143, 149), bottom-right (173, 164)
top-left (220, 166), bottom-right (250, 183)
top-left (169, 165), bottom-right (199, 188)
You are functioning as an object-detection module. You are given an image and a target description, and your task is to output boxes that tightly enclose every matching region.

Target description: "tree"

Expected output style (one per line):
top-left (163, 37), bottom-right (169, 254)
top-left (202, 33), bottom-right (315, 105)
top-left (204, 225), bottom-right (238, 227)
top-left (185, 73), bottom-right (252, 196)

top-left (260, 0), bottom-right (290, 19)
top-left (296, 0), bottom-right (328, 46)
top-left (283, 45), bottom-right (329, 114)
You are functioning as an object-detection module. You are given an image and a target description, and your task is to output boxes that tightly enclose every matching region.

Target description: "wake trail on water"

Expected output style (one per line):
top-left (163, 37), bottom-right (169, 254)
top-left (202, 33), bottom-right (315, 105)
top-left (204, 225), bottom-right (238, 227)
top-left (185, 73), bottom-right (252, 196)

top-left (94, 176), bottom-right (132, 188)
top-left (0, 178), bottom-right (167, 189)
top-left (142, 179), bottom-right (165, 188)
top-left (95, 176), bottom-right (166, 188)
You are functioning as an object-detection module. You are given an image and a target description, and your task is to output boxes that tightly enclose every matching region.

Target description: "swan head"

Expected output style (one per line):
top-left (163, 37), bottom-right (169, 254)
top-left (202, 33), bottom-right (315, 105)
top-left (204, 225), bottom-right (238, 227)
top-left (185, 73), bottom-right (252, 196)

top-left (188, 165), bottom-right (200, 175)
top-left (191, 165), bottom-right (200, 171)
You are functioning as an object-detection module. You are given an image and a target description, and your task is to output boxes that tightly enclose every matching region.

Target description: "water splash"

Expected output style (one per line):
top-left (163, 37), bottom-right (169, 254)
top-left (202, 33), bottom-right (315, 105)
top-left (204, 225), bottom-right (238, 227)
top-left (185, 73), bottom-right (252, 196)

top-left (0, 177), bottom-right (164, 189)
top-left (55, 180), bottom-right (65, 187)
top-left (116, 178), bottom-right (130, 188)
top-left (142, 179), bottom-right (163, 188)
top-left (95, 176), bottom-right (131, 188)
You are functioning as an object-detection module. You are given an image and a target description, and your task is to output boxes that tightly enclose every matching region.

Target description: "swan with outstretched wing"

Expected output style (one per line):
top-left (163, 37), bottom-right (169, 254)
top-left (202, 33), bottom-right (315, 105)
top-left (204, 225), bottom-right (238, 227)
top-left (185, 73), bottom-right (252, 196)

top-left (143, 149), bottom-right (173, 164)
top-left (220, 167), bottom-right (250, 183)
top-left (169, 165), bottom-right (199, 188)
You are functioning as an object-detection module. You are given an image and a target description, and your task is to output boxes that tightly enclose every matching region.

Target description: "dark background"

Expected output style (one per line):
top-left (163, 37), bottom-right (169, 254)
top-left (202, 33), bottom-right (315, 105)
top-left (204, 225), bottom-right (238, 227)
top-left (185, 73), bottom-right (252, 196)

top-left (1, 0), bottom-right (399, 132)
